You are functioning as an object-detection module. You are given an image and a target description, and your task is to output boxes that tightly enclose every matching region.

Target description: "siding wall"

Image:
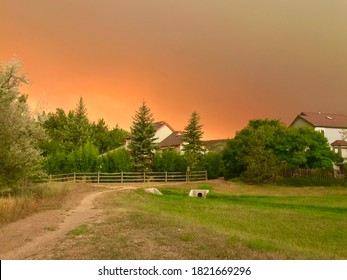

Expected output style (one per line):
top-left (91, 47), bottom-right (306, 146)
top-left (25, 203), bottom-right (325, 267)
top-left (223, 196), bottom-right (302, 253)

top-left (155, 125), bottom-right (173, 143)
top-left (314, 127), bottom-right (344, 145)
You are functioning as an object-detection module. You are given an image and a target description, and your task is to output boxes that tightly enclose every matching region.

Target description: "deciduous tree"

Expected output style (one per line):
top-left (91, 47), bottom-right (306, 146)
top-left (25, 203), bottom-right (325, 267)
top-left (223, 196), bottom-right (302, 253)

top-left (222, 119), bottom-right (342, 183)
top-left (40, 98), bottom-right (128, 174)
top-left (0, 59), bottom-right (46, 190)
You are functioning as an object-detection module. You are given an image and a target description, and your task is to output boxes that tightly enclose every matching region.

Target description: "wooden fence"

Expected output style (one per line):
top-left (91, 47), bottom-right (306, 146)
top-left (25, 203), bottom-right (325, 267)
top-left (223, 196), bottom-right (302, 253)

top-left (282, 168), bottom-right (344, 180)
top-left (46, 171), bottom-right (208, 184)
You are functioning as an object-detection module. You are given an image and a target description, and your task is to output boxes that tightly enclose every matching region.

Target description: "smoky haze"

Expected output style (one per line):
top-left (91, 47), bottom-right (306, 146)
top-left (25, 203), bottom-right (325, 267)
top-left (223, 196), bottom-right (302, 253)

top-left (1, 0), bottom-right (346, 139)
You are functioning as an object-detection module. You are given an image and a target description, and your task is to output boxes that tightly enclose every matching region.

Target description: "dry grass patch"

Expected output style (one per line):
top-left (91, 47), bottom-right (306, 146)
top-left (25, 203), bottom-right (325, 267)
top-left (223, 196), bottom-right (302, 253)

top-left (0, 182), bottom-right (97, 227)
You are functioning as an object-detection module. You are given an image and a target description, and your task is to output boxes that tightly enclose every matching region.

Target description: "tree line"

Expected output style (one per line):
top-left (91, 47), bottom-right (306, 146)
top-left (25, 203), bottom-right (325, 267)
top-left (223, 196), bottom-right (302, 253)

top-left (40, 97), bottom-right (128, 174)
top-left (0, 59), bottom-right (343, 193)
top-left (0, 60), bottom-right (215, 193)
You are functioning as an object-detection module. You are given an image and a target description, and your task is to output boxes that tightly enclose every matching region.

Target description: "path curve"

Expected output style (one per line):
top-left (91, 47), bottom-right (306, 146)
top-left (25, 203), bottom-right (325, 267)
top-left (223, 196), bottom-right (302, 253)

top-left (0, 186), bottom-right (136, 259)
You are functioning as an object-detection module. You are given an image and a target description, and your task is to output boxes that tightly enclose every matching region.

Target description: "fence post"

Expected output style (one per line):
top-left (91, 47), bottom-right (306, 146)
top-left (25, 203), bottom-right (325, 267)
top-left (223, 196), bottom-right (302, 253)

top-left (165, 171), bottom-right (168, 183)
top-left (74, 172), bottom-right (76, 183)
top-left (49, 174), bottom-right (52, 183)
top-left (97, 172), bottom-right (100, 184)
top-left (205, 170), bottom-right (208, 181)
top-left (121, 171), bottom-right (123, 183)
top-left (144, 171), bottom-right (146, 183)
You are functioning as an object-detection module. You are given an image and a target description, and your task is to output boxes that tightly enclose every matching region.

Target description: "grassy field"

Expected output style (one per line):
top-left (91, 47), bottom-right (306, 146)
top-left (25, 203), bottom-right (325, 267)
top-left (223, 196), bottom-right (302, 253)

top-left (51, 180), bottom-right (347, 260)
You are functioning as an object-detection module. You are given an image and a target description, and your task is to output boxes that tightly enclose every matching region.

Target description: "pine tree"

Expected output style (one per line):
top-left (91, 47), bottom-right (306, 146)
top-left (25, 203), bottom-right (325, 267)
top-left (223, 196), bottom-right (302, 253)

top-left (182, 111), bottom-right (205, 169)
top-left (66, 97), bottom-right (90, 149)
top-left (75, 97), bottom-right (88, 119)
top-left (128, 102), bottom-right (158, 171)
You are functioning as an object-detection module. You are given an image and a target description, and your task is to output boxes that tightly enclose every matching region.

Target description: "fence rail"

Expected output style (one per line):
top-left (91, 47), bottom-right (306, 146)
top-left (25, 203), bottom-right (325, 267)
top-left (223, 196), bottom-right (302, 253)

top-left (46, 171), bottom-right (208, 184)
top-left (282, 168), bottom-right (344, 180)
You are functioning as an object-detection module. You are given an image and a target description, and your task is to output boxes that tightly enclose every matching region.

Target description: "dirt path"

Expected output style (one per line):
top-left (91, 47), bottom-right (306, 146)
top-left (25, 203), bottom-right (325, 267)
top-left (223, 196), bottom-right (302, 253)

top-left (0, 186), bottom-right (137, 260)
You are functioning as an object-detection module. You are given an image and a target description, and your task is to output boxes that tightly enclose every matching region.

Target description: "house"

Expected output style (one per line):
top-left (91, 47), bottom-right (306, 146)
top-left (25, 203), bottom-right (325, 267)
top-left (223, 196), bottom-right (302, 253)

top-left (125, 120), bottom-right (228, 155)
top-left (202, 139), bottom-right (228, 153)
top-left (125, 121), bottom-right (185, 154)
top-left (290, 112), bottom-right (347, 161)
top-left (154, 121), bottom-right (185, 154)
top-left (331, 140), bottom-right (347, 160)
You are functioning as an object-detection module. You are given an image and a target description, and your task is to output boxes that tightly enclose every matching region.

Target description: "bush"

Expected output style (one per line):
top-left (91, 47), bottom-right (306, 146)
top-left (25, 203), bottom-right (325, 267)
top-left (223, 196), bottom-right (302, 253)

top-left (200, 152), bottom-right (223, 179)
top-left (241, 148), bottom-right (281, 184)
top-left (67, 142), bottom-right (100, 172)
top-left (222, 139), bottom-right (246, 180)
top-left (152, 149), bottom-right (187, 172)
top-left (100, 148), bottom-right (132, 172)
top-left (44, 150), bottom-right (70, 175)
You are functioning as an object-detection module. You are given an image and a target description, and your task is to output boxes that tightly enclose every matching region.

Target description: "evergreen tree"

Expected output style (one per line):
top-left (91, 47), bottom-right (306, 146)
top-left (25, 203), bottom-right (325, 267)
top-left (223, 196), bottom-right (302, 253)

top-left (66, 97), bottom-right (90, 148)
top-left (182, 111), bottom-right (205, 169)
top-left (128, 102), bottom-right (158, 171)
top-left (75, 97), bottom-right (88, 119)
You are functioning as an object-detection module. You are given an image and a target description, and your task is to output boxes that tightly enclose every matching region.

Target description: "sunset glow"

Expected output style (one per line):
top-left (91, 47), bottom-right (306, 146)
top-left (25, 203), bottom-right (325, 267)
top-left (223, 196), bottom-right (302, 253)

top-left (2, 0), bottom-right (347, 139)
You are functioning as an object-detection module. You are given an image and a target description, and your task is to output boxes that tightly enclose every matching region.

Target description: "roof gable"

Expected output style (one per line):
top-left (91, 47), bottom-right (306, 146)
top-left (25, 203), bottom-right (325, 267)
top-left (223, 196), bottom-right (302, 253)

top-left (291, 112), bottom-right (347, 129)
top-left (159, 132), bottom-right (183, 148)
top-left (153, 121), bottom-right (175, 133)
top-left (331, 140), bottom-right (347, 146)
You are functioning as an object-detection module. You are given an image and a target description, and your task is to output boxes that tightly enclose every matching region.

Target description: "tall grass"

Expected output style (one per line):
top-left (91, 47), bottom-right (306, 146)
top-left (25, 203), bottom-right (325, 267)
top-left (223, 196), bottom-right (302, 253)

top-left (0, 182), bottom-right (79, 226)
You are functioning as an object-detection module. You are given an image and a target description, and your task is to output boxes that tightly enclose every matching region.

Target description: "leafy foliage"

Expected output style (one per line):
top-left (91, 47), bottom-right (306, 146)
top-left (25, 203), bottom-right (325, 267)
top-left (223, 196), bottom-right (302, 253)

top-left (40, 98), bottom-right (127, 174)
top-left (67, 142), bottom-right (100, 173)
top-left (90, 120), bottom-right (126, 154)
top-left (0, 60), bottom-right (46, 190)
top-left (100, 148), bottom-right (132, 172)
top-left (152, 149), bottom-right (187, 172)
top-left (222, 119), bottom-right (342, 183)
top-left (200, 152), bottom-right (223, 179)
top-left (274, 126), bottom-right (342, 169)
top-left (128, 102), bottom-right (158, 171)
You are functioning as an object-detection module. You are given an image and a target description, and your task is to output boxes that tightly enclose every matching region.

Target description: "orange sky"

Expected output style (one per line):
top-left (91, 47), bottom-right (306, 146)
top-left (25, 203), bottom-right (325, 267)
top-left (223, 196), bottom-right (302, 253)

top-left (1, 0), bottom-right (347, 139)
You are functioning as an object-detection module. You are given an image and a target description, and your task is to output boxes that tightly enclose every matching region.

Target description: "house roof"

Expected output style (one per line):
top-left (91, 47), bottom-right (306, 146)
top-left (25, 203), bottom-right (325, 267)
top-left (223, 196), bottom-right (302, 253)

top-left (291, 112), bottom-right (347, 129)
top-left (153, 121), bottom-right (175, 132)
top-left (159, 132), bottom-right (183, 148)
top-left (126, 121), bottom-right (174, 139)
top-left (202, 139), bottom-right (228, 151)
top-left (331, 140), bottom-right (347, 146)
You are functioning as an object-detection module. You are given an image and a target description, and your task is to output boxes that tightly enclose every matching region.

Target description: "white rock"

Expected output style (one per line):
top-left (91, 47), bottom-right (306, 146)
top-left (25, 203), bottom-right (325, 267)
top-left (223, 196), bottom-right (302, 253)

top-left (145, 188), bottom-right (163, 195)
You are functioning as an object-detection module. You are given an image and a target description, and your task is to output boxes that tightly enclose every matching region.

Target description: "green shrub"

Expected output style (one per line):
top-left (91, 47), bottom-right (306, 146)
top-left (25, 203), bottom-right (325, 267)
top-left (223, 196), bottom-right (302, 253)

top-left (152, 149), bottom-right (187, 172)
top-left (100, 148), bottom-right (132, 172)
top-left (68, 142), bottom-right (100, 172)
top-left (200, 152), bottom-right (223, 179)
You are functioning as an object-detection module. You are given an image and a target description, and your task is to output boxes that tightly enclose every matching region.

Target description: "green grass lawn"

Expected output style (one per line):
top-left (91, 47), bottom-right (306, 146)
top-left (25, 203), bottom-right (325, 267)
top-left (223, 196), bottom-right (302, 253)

top-left (52, 181), bottom-right (347, 260)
